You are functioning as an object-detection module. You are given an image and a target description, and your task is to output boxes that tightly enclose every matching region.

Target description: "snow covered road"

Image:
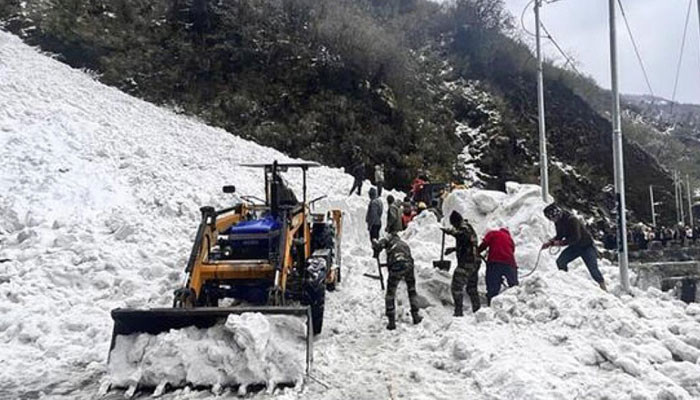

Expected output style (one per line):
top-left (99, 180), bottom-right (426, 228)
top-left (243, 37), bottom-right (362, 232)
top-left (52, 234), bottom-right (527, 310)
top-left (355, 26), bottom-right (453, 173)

top-left (2, 31), bottom-right (700, 400)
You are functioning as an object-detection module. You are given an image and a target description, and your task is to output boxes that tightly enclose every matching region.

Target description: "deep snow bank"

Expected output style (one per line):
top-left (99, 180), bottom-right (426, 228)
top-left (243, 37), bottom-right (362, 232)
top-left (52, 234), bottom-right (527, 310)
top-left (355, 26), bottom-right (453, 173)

top-left (0, 31), bottom-right (374, 398)
top-left (388, 185), bottom-right (700, 400)
top-left (305, 185), bottom-right (700, 400)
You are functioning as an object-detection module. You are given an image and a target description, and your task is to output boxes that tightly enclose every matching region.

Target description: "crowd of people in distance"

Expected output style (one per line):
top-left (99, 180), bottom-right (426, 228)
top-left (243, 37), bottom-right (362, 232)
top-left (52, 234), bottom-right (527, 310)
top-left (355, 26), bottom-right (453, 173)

top-left (602, 223), bottom-right (700, 251)
top-left (352, 159), bottom-right (446, 236)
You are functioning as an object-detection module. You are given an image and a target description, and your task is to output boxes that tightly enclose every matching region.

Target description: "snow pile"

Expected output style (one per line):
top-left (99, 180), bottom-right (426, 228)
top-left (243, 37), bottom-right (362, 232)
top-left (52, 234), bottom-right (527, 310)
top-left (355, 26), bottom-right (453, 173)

top-left (0, 31), bottom-right (371, 398)
top-left (309, 186), bottom-right (700, 400)
top-left (108, 313), bottom-right (306, 392)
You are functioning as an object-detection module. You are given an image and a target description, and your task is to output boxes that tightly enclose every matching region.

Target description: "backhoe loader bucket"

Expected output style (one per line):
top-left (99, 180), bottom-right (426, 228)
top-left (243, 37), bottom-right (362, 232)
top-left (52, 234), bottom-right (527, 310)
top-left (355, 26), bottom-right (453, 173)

top-left (105, 306), bottom-right (313, 397)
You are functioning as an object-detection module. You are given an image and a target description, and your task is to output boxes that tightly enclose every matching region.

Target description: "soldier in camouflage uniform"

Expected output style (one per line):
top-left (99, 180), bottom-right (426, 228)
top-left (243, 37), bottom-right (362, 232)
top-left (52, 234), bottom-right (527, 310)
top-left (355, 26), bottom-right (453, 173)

top-left (373, 233), bottom-right (423, 330)
top-left (442, 211), bottom-right (481, 316)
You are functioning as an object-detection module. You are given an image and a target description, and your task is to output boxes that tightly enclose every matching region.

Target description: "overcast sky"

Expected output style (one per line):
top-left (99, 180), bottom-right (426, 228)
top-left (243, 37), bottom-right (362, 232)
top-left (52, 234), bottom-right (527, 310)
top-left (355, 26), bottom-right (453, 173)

top-left (502, 0), bottom-right (700, 105)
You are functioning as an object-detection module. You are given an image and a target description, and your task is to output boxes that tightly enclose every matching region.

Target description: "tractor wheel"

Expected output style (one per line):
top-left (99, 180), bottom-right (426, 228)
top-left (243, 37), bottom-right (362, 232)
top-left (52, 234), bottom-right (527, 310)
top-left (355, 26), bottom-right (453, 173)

top-left (197, 287), bottom-right (219, 307)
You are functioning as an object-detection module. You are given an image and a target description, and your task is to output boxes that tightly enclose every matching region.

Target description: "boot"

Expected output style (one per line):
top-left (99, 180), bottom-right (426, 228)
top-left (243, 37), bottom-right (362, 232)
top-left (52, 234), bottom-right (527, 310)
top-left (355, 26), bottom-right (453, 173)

top-left (386, 314), bottom-right (396, 330)
top-left (411, 310), bottom-right (423, 325)
top-left (469, 293), bottom-right (481, 313)
top-left (599, 281), bottom-right (607, 292)
top-left (453, 302), bottom-right (464, 317)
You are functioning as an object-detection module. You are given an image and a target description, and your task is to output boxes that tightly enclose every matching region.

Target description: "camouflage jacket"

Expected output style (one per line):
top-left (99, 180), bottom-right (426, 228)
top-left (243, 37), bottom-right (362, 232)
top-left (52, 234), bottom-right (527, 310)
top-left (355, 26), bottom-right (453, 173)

top-left (443, 221), bottom-right (479, 265)
top-left (375, 235), bottom-right (413, 267)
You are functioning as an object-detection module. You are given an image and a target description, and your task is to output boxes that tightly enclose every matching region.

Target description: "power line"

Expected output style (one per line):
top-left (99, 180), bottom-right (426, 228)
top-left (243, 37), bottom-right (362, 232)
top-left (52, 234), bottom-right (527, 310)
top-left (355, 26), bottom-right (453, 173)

top-left (520, 0), bottom-right (571, 38)
top-left (521, 0), bottom-right (537, 38)
top-left (672, 0), bottom-right (693, 104)
top-left (617, 0), bottom-right (655, 98)
top-left (540, 22), bottom-right (584, 76)
top-left (519, 0), bottom-right (584, 77)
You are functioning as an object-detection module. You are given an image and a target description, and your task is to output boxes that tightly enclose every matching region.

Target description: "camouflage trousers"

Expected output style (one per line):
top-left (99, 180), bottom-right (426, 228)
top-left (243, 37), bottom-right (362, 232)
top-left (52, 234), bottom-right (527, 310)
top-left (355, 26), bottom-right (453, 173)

top-left (451, 261), bottom-right (481, 312)
top-left (385, 261), bottom-right (419, 317)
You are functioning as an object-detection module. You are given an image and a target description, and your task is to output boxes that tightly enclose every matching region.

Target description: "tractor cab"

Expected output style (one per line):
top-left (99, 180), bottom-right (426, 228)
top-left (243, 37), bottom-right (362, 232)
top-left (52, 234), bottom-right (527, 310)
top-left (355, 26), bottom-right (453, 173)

top-left (212, 161), bottom-right (316, 262)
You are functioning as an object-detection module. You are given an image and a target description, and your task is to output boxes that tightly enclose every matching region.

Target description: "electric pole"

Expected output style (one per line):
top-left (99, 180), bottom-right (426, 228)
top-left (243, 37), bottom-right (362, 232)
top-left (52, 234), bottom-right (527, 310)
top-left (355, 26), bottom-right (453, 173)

top-left (650, 185), bottom-right (657, 227)
top-left (535, 0), bottom-right (549, 202)
top-left (675, 171), bottom-right (681, 224)
top-left (609, 0), bottom-right (630, 292)
top-left (680, 174), bottom-right (686, 225)
top-left (687, 174), bottom-right (694, 229)
top-left (697, 0), bottom-right (700, 62)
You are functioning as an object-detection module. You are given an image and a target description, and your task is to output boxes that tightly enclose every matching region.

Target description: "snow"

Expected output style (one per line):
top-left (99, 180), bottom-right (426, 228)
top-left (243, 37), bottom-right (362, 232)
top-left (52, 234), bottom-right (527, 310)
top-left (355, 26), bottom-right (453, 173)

top-left (2, 30), bottom-right (700, 400)
top-left (108, 313), bottom-right (306, 392)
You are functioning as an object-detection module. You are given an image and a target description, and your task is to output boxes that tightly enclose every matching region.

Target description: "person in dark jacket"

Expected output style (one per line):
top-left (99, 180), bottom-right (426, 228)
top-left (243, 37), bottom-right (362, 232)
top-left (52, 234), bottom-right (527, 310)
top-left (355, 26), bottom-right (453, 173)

top-left (386, 195), bottom-right (402, 233)
top-left (365, 187), bottom-right (383, 241)
top-left (348, 160), bottom-right (365, 196)
top-left (478, 228), bottom-right (518, 305)
top-left (372, 233), bottom-right (423, 330)
top-left (542, 204), bottom-right (606, 291)
top-left (442, 211), bottom-right (480, 316)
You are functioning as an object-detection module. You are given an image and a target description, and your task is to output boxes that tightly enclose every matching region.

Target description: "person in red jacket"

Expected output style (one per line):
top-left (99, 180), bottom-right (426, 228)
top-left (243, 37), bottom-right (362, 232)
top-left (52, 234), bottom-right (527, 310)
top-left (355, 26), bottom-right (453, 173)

top-left (401, 201), bottom-right (416, 230)
top-left (477, 228), bottom-right (518, 305)
top-left (410, 175), bottom-right (426, 202)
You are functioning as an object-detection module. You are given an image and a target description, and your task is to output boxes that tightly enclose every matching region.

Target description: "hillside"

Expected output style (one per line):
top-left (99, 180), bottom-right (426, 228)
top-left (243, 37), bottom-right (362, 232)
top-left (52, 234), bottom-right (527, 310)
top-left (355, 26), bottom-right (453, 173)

top-left (0, 0), bottom-right (679, 225)
top-left (3, 31), bottom-right (700, 400)
top-left (622, 95), bottom-right (700, 189)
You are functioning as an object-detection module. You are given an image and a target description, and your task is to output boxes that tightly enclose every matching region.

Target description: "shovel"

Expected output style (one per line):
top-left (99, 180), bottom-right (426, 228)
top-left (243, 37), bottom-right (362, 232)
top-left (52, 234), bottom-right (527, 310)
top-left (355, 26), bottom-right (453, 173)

top-left (433, 231), bottom-right (452, 271)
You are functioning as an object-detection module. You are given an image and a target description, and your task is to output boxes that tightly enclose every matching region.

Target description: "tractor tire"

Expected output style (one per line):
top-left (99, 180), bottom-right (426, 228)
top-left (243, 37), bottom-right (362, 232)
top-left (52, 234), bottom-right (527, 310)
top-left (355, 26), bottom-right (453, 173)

top-left (197, 286), bottom-right (219, 307)
top-left (310, 285), bottom-right (325, 335)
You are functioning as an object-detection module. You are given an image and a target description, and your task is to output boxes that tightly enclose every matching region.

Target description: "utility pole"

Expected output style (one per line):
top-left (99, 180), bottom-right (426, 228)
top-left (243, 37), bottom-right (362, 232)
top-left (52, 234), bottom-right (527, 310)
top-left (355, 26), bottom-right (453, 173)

top-left (650, 185), bottom-right (657, 227)
top-left (697, 0), bottom-right (700, 62)
top-left (675, 171), bottom-right (681, 224)
top-left (680, 174), bottom-right (686, 225)
top-left (609, 0), bottom-right (630, 292)
top-left (535, 0), bottom-right (549, 202)
top-left (687, 174), bottom-right (694, 229)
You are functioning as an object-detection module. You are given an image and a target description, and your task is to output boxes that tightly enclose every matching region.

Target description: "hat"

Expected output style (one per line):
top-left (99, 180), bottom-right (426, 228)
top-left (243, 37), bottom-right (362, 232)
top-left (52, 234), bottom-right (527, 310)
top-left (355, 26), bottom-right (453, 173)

top-left (418, 202), bottom-right (427, 210)
top-left (449, 211), bottom-right (463, 226)
top-left (543, 203), bottom-right (563, 220)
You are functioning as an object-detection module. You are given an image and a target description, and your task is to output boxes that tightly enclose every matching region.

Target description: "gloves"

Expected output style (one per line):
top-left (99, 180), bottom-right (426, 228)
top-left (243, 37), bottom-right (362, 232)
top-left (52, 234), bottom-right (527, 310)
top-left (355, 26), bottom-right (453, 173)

top-left (542, 240), bottom-right (562, 250)
top-left (445, 247), bottom-right (456, 256)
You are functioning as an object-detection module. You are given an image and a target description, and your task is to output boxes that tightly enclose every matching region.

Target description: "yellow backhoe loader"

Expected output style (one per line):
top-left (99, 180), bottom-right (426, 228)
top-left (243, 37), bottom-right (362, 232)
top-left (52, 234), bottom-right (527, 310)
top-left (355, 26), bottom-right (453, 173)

top-left (105, 161), bottom-right (342, 396)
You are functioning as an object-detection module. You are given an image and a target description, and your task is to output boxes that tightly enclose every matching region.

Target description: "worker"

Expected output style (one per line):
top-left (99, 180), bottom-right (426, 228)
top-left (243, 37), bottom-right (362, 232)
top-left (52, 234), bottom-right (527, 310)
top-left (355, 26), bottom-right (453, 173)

top-left (348, 160), bottom-right (364, 196)
top-left (477, 228), bottom-right (518, 305)
top-left (401, 202), bottom-right (416, 230)
top-left (374, 164), bottom-right (385, 197)
top-left (442, 211), bottom-right (480, 316)
top-left (410, 174), bottom-right (426, 202)
top-left (365, 187), bottom-right (383, 241)
top-left (373, 233), bottom-right (423, 330)
top-left (386, 195), bottom-right (402, 233)
top-left (542, 204), bottom-right (606, 291)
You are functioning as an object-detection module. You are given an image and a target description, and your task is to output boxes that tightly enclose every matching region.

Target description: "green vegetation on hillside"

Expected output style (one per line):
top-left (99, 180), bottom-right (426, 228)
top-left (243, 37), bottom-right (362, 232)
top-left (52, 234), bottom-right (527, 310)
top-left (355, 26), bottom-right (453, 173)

top-left (0, 0), bottom-right (679, 225)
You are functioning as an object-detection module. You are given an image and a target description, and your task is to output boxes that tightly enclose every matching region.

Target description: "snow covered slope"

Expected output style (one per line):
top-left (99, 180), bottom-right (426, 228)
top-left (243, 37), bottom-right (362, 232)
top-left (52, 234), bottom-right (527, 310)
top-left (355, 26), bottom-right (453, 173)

top-left (2, 30), bottom-right (700, 400)
top-left (0, 31), bottom-right (367, 398)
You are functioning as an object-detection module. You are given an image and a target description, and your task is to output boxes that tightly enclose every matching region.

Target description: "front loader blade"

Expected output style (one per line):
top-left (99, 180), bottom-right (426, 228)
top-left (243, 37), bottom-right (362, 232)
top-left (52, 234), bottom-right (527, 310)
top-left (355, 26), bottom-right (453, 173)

top-left (106, 306), bottom-right (313, 396)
